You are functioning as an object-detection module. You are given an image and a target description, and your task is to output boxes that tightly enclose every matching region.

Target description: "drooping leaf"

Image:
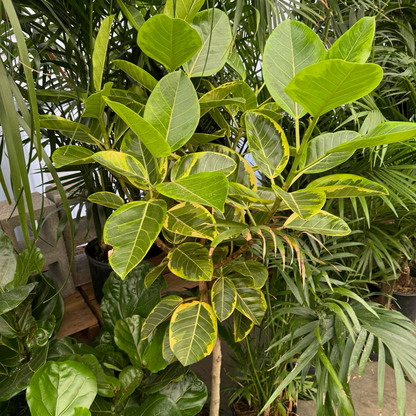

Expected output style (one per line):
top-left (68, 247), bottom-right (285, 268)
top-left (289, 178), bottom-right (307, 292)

top-left (170, 301), bottom-right (217, 366)
top-left (272, 185), bottom-right (326, 219)
top-left (211, 277), bottom-right (237, 321)
top-left (231, 261), bottom-right (268, 289)
top-left (263, 20), bottom-right (325, 118)
top-left (0, 231), bottom-right (16, 291)
top-left (113, 60), bottom-right (157, 92)
top-left (300, 131), bottom-right (358, 173)
top-left (164, 0), bottom-right (204, 22)
top-left (199, 98), bottom-right (246, 111)
top-left (156, 172), bottom-right (228, 212)
top-left (168, 243), bottom-right (213, 281)
top-left (284, 211), bottom-right (351, 236)
top-left (144, 258), bottom-right (168, 289)
top-left (0, 283), bottom-right (36, 315)
top-left (164, 202), bottom-right (217, 240)
top-left (325, 17), bottom-right (375, 63)
top-left (122, 394), bottom-right (182, 416)
top-left (144, 71), bottom-right (199, 151)
top-left (184, 9), bottom-right (232, 77)
top-left (188, 130), bottom-right (226, 146)
top-left (307, 174), bottom-right (388, 198)
top-left (234, 309), bottom-right (254, 342)
top-left (26, 361), bottom-right (97, 416)
top-left (88, 192), bottom-right (124, 210)
top-left (227, 182), bottom-right (273, 209)
top-left (285, 60), bottom-right (383, 117)
top-left (227, 47), bottom-right (246, 80)
top-left (103, 200), bottom-right (167, 279)
top-left (142, 362), bottom-right (188, 394)
top-left (116, 0), bottom-right (144, 31)
top-left (137, 15), bottom-right (202, 72)
top-left (39, 115), bottom-right (90, 133)
top-left (245, 111), bottom-right (289, 179)
top-left (141, 296), bottom-right (183, 339)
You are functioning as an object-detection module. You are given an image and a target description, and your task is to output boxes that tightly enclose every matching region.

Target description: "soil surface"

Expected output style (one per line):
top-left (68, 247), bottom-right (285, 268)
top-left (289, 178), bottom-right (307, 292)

top-left (394, 274), bottom-right (416, 294)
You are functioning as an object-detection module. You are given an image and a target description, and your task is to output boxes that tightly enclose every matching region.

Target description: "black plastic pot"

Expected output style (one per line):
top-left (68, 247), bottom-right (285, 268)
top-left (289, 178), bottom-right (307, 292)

top-left (393, 291), bottom-right (416, 323)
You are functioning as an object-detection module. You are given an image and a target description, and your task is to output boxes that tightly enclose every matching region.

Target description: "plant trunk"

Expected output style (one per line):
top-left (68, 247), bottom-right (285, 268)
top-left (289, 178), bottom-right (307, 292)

top-left (210, 335), bottom-right (222, 416)
top-left (377, 281), bottom-right (394, 308)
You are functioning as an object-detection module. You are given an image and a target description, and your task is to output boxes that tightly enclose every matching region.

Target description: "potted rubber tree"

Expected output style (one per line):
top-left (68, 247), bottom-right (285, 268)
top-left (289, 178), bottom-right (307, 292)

top-left (54, 8), bottom-right (416, 415)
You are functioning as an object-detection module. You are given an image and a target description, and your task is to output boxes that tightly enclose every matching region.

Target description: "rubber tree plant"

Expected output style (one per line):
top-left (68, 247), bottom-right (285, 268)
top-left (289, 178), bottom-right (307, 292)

top-left (49, 6), bottom-right (416, 415)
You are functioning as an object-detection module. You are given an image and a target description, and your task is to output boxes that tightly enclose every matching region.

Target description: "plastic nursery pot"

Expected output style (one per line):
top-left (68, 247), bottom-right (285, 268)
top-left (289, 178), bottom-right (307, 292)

top-left (393, 291), bottom-right (416, 323)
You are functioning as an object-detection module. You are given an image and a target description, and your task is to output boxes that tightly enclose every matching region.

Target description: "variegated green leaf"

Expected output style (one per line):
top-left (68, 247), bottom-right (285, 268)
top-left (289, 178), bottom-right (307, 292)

top-left (52, 146), bottom-right (94, 168)
top-left (156, 172), bottom-right (228, 212)
top-left (92, 151), bottom-right (150, 189)
top-left (138, 15), bottom-right (202, 72)
top-left (231, 261), bottom-right (268, 289)
top-left (300, 131), bottom-right (358, 173)
top-left (164, 0), bottom-right (204, 22)
top-left (162, 325), bottom-right (177, 365)
top-left (162, 229), bottom-right (187, 245)
top-left (211, 277), bottom-right (237, 321)
top-left (284, 210), bottom-right (351, 236)
top-left (228, 182), bottom-right (273, 209)
top-left (232, 81), bottom-right (257, 111)
top-left (188, 130), bottom-right (226, 146)
top-left (88, 192), bottom-right (124, 210)
top-left (141, 296), bottom-right (183, 340)
top-left (170, 301), bottom-right (217, 366)
top-left (168, 243), bottom-right (213, 281)
top-left (245, 112), bottom-right (289, 179)
top-left (171, 152), bottom-right (237, 181)
top-left (199, 98), bottom-right (245, 111)
top-left (39, 115), bottom-right (90, 133)
top-left (164, 202), bottom-right (217, 240)
top-left (116, 1), bottom-right (144, 31)
top-left (144, 71), bottom-right (199, 151)
top-left (234, 310), bottom-right (254, 342)
top-left (307, 174), bottom-right (388, 198)
top-left (144, 258), bottom-right (168, 289)
top-left (272, 185), bottom-right (326, 219)
top-left (104, 200), bottom-right (167, 279)
top-left (113, 60), bottom-right (157, 92)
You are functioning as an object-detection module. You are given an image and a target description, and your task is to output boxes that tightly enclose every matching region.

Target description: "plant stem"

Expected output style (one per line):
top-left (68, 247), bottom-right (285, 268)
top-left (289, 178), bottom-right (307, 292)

top-left (213, 239), bottom-right (254, 269)
top-left (155, 237), bottom-right (170, 254)
top-left (209, 335), bottom-right (222, 416)
top-left (295, 117), bottom-right (300, 152)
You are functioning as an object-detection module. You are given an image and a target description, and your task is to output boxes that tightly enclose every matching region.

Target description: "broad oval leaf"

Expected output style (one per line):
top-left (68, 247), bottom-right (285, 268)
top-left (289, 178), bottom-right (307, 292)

top-left (88, 192), bottom-right (124, 210)
top-left (327, 122), bottom-right (416, 153)
top-left (137, 15), bottom-right (202, 72)
top-left (170, 301), bottom-right (217, 366)
top-left (116, 365), bottom-right (143, 403)
top-left (142, 324), bottom-right (168, 373)
top-left (104, 200), bottom-right (167, 279)
top-left (211, 277), bottom-right (237, 321)
top-left (168, 242), bottom-right (213, 281)
top-left (144, 71), bottom-right (199, 151)
top-left (113, 60), bottom-right (158, 92)
top-left (232, 81), bottom-right (257, 111)
top-left (164, 0), bottom-right (204, 22)
top-left (272, 185), bottom-right (326, 219)
top-left (284, 210), bottom-right (351, 236)
top-left (325, 17), bottom-right (375, 63)
top-left (52, 145), bottom-right (94, 168)
top-left (285, 59), bottom-right (383, 117)
top-left (231, 261), bottom-right (268, 289)
top-left (141, 295), bottom-right (183, 340)
top-left (123, 393), bottom-right (182, 416)
top-left (73, 408), bottom-right (91, 416)
top-left (156, 172), bottom-right (228, 212)
top-left (307, 174), bottom-right (388, 198)
top-left (0, 283), bottom-right (37, 315)
top-left (184, 9), bottom-right (232, 77)
top-left (164, 202), bottom-right (217, 240)
top-left (26, 361), bottom-right (97, 416)
top-left (300, 131), bottom-right (358, 173)
top-left (263, 20), bottom-right (325, 118)
top-left (171, 152), bottom-right (237, 181)
top-left (104, 98), bottom-right (171, 158)
top-left (245, 112), bottom-right (289, 178)
top-left (92, 151), bottom-right (150, 189)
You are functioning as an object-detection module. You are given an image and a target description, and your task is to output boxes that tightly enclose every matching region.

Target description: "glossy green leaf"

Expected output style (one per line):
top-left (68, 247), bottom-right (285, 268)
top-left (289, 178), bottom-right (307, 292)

top-left (171, 152), bottom-right (237, 181)
top-left (285, 59), bottom-right (383, 117)
top-left (307, 174), bottom-right (388, 198)
top-left (92, 151), bottom-right (149, 189)
top-left (73, 408), bottom-right (91, 416)
top-left (231, 261), bottom-right (268, 289)
top-left (101, 264), bottom-right (163, 333)
top-left (170, 301), bottom-right (217, 366)
top-left (234, 310), bottom-right (254, 342)
top-left (211, 277), bottom-right (237, 322)
top-left (156, 172), bottom-right (228, 212)
top-left (162, 325), bottom-right (177, 365)
top-left (144, 71), bottom-right (199, 151)
top-left (104, 200), bottom-right (167, 279)
top-left (137, 15), bottom-right (202, 72)
top-left (328, 122), bottom-right (416, 153)
top-left (245, 111), bottom-right (289, 178)
top-left (164, 0), bottom-right (204, 22)
top-left (104, 98), bottom-right (171, 157)
top-left (141, 295), bottom-right (183, 339)
top-left (116, 366), bottom-right (144, 404)
top-left (232, 277), bottom-right (267, 325)
top-left (142, 362), bottom-right (188, 394)
top-left (284, 210), bottom-right (351, 236)
top-left (168, 242), bottom-right (213, 281)
top-left (263, 20), bottom-right (325, 118)
top-left (26, 361), bottom-right (97, 416)
top-left (184, 9), bottom-right (232, 77)
top-left (300, 131), bottom-right (358, 173)
top-left (116, 1), bottom-right (144, 31)
top-left (88, 192), bottom-right (124, 210)
top-left (143, 323), bottom-right (169, 373)
top-left (52, 145), bottom-right (94, 168)
top-left (0, 231), bottom-right (16, 291)
top-left (114, 315), bottom-right (145, 366)
top-left (113, 60), bottom-right (157, 92)
top-left (164, 202), bottom-right (217, 240)
top-left (325, 17), bottom-right (375, 63)
top-left (144, 258), bottom-right (168, 289)
top-left (93, 15), bottom-right (115, 91)
top-left (123, 394), bottom-right (182, 416)
top-left (272, 185), bottom-right (326, 219)
top-left (0, 283), bottom-right (36, 315)
top-left (160, 371), bottom-right (208, 416)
